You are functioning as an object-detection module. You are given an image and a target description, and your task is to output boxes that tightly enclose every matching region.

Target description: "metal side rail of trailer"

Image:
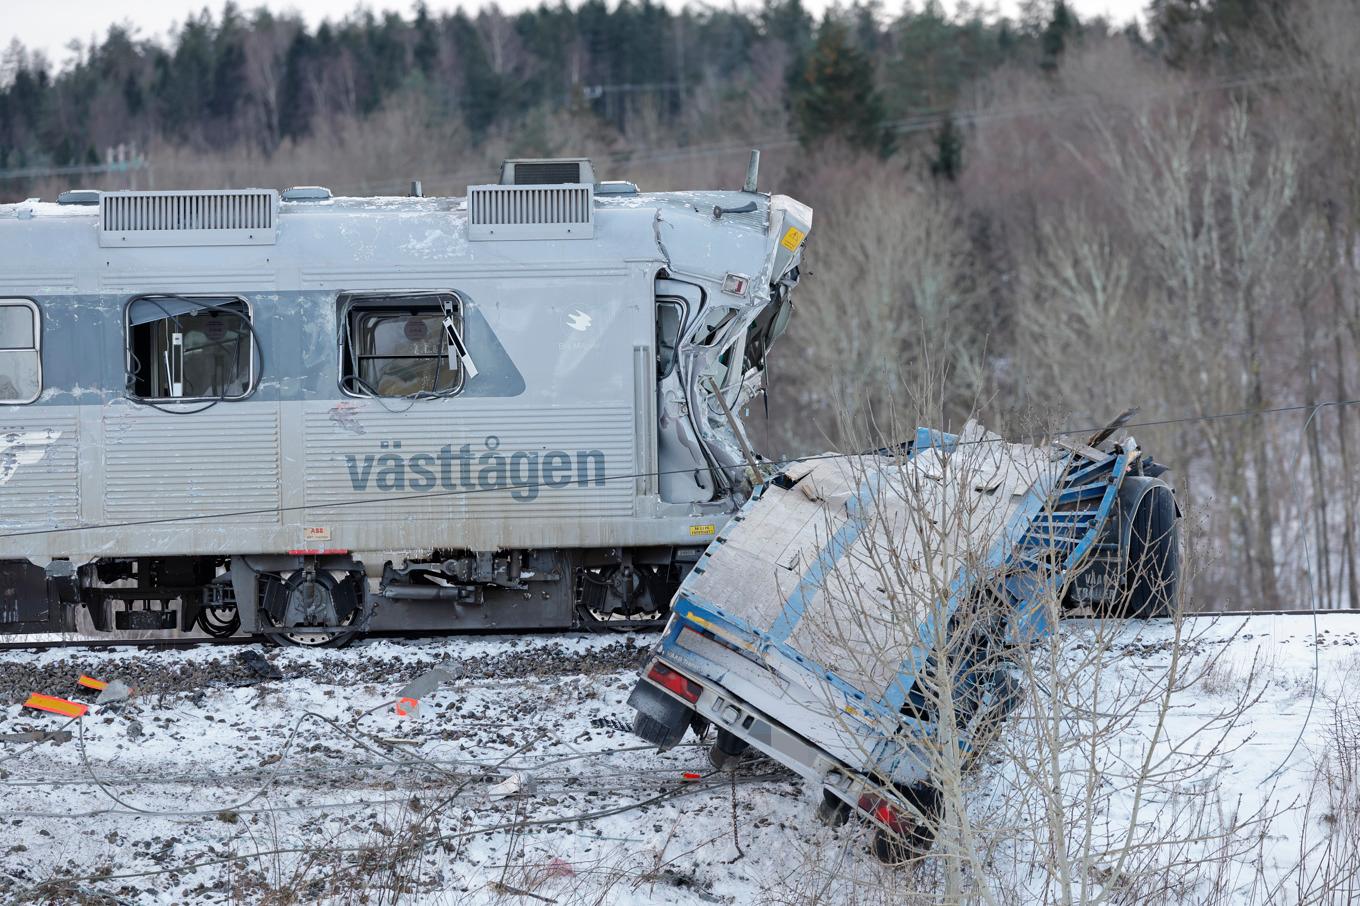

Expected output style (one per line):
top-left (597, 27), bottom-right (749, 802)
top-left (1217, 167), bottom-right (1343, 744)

top-left (627, 418), bottom-right (1181, 861)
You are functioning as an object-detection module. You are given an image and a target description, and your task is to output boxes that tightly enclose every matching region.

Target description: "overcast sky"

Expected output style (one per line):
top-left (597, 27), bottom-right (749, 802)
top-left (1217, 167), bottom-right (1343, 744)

top-left (3, 0), bottom-right (1147, 69)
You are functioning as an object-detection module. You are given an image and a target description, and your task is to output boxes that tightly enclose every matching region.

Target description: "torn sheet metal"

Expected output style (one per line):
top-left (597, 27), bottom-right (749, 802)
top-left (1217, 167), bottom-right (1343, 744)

top-left (393, 665), bottom-right (460, 716)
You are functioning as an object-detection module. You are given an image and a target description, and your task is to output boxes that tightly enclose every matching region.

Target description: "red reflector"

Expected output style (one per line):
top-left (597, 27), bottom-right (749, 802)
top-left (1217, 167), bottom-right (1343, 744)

top-left (647, 662), bottom-right (701, 704)
top-left (681, 771), bottom-right (702, 781)
top-left (857, 794), bottom-right (909, 835)
top-left (286, 549), bottom-right (349, 556)
top-left (25, 693), bottom-right (88, 718)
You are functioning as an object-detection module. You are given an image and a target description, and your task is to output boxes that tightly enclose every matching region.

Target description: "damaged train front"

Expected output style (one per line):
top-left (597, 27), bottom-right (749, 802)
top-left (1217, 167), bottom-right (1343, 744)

top-left (652, 190), bottom-right (813, 507)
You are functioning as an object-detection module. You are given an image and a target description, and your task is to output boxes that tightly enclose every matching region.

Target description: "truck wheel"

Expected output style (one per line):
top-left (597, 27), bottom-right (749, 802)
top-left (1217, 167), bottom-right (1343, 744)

top-left (868, 784), bottom-right (941, 865)
top-left (1121, 485), bottom-right (1179, 618)
top-left (708, 729), bottom-right (748, 771)
top-left (816, 791), bottom-right (851, 827)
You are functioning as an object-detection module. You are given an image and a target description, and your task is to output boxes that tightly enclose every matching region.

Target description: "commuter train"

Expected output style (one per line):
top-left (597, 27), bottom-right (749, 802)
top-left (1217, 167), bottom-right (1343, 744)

top-left (0, 155), bottom-right (811, 645)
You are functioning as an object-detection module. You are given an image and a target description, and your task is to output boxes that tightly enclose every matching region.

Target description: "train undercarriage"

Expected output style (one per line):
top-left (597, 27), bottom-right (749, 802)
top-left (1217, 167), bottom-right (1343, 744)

top-left (0, 545), bottom-right (702, 645)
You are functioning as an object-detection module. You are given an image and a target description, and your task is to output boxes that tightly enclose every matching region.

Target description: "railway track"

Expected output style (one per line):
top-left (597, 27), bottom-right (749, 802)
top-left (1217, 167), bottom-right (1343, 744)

top-left (0, 609), bottom-right (1352, 653)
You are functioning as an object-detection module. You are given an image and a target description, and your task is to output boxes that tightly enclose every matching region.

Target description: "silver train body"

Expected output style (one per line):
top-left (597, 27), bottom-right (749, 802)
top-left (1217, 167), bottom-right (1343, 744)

top-left (0, 158), bottom-right (812, 643)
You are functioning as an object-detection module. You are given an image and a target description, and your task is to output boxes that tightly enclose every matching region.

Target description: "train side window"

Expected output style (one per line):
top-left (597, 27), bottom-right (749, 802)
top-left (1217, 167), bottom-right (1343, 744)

top-left (339, 291), bottom-right (475, 398)
top-left (0, 299), bottom-right (41, 404)
top-left (126, 296), bottom-right (255, 401)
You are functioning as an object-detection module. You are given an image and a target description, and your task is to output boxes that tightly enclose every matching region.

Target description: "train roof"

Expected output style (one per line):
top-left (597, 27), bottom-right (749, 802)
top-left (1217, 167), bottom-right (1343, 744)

top-left (0, 172), bottom-right (812, 298)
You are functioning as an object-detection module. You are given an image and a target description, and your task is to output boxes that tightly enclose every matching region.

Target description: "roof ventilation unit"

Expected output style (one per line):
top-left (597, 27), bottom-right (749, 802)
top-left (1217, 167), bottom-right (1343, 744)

top-left (498, 158), bottom-right (596, 186)
top-left (57, 189), bottom-right (100, 206)
top-left (282, 185), bottom-right (332, 201)
top-left (99, 189), bottom-right (279, 247)
top-left (467, 183), bottom-right (594, 241)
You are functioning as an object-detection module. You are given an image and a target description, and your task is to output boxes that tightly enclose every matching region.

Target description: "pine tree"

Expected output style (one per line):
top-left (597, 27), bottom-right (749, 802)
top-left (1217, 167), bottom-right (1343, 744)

top-left (1040, 0), bottom-right (1077, 72)
top-left (794, 20), bottom-right (889, 155)
top-left (929, 115), bottom-right (962, 181)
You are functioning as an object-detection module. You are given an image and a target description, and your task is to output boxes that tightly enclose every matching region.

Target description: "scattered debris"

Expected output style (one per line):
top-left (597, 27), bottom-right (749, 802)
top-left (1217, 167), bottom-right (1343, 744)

top-left (95, 680), bottom-right (131, 706)
top-left (22, 693), bottom-right (87, 718)
top-left (488, 772), bottom-right (536, 801)
top-left (238, 650), bottom-right (283, 680)
top-left (0, 729), bottom-right (72, 745)
top-left (394, 666), bottom-right (460, 716)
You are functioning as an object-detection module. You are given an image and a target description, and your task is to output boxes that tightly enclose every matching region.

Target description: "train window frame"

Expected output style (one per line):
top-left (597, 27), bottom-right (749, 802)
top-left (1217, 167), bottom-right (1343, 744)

top-left (337, 290), bottom-right (472, 400)
top-left (656, 299), bottom-right (685, 380)
top-left (124, 295), bottom-right (258, 403)
top-left (0, 298), bottom-right (41, 405)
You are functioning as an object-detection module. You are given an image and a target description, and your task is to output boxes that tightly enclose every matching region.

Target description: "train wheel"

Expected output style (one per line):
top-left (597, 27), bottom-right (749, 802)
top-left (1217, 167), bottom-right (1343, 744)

top-left (261, 610), bottom-right (359, 647)
top-left (260, 571), bottom-right (362, 648)
top-left (195, 605), bottom-right (240, 639)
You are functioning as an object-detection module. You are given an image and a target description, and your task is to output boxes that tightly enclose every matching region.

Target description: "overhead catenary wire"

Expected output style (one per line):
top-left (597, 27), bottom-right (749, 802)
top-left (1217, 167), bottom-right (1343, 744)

top-left (2, 396), bottom-right (1358, 542)
top-left (207, 65), bottom-right (1305, 198)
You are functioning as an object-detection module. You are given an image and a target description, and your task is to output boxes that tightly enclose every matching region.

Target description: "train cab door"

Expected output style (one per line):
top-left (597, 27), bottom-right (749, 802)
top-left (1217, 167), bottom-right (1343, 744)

top-left (654, 279), bottom-right (715, 502)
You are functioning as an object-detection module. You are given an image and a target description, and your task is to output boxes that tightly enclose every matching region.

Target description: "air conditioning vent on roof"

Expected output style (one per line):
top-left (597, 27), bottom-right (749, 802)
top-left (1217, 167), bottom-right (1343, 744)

top-left (467, 184), bottom-right (594, 241)
top-left (99, 189), bottom-right (279, 247)
top-left (498, 158), bottom-right (596, 186)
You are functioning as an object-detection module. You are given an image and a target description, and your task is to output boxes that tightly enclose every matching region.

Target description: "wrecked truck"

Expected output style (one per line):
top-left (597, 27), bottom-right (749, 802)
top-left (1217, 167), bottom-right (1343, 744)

top-left (629, 419), bottom-right (1180, 860)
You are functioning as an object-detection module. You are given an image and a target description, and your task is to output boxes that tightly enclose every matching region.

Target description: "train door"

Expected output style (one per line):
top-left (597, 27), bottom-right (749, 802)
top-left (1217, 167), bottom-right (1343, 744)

top-left (654, 279), bottom-right (714, 502)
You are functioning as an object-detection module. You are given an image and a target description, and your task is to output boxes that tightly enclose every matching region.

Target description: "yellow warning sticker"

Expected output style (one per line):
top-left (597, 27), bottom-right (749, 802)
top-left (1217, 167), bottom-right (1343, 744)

top-left (780, 226), bottom-right (806, 251)
top-left (689, 524), bottom-right (716, 536)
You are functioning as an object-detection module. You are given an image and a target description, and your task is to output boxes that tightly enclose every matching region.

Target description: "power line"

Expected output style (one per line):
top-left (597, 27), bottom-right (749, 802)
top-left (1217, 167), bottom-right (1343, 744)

top-left (316, 66), bottom-right (1304, 196)
top-left (1, 397), bottom-right (1355, 542)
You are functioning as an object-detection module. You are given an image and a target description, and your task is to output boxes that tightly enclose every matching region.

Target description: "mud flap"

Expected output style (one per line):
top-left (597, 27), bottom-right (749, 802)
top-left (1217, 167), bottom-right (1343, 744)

top-left (627, 679), bottom-right (691, 750)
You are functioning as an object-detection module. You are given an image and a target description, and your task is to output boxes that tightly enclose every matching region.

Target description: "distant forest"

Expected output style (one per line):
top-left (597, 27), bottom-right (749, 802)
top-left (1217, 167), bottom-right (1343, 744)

top-left (0, 0), bottom-right (1257, 177)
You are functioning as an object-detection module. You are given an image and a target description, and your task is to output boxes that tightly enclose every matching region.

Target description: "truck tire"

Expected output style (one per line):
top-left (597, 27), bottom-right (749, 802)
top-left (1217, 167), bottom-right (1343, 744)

top-left (708, 729), bottom-right (749, 770)
top-left (1122, 485), bottom-right (1179, 618)
top-left (816, 790), bottom-right (852, 827)
top-left (869, 784), bottom-right (941, 864)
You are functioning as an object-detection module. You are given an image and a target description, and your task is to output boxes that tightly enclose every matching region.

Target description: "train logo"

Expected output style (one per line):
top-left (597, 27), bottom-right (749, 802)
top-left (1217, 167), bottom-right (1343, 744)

top-left (343, 435), bottom-right (606, 502)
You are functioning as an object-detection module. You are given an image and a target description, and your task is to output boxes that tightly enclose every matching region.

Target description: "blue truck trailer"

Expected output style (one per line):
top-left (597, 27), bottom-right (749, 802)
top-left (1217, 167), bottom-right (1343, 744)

top-left (628, 419), bottom-right (1179, 860)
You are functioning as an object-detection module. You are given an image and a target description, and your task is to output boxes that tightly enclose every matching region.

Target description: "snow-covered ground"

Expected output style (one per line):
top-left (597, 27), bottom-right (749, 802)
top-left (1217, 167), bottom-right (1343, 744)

top-left (0, 615), bottom-right (1356, 904)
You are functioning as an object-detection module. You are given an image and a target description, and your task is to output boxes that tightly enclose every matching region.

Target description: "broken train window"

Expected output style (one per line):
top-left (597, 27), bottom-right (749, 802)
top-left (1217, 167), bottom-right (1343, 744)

top-left (126, 296), bottom-right (256, 401)
top-left (339, 291), bottom-right (476, 399)
top-left (0, 299), bottom-right (40, 404)
top-left (656, 300), bottom-right (684, 380)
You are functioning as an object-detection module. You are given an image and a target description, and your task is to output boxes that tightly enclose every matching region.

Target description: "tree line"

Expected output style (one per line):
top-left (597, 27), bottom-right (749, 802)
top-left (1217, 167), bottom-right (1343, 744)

top-left (0, 0), bottom-right (1101, 173)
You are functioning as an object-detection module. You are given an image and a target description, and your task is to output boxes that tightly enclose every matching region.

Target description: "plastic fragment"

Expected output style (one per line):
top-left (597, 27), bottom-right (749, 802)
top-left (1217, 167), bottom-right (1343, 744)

top-left (488, 772), bottom-right (536, 800)
top-left (95, 680), bottom-right (131, 706)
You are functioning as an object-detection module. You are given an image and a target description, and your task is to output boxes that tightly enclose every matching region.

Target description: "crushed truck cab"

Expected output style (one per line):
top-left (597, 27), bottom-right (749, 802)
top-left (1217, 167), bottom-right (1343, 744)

top-left (628, 420), bottom-right (1180, 859)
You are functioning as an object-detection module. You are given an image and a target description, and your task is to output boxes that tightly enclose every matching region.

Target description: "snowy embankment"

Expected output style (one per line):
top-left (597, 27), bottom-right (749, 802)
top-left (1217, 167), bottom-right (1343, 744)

top-left (0, 615), bottom-right (1355, 905)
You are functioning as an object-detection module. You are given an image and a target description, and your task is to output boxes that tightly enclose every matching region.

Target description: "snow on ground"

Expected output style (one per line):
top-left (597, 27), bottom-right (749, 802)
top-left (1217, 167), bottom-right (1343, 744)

top-left (0, 615), bottom-right (1356, 904)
